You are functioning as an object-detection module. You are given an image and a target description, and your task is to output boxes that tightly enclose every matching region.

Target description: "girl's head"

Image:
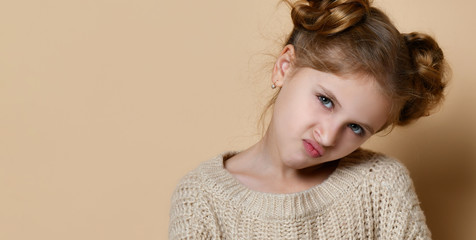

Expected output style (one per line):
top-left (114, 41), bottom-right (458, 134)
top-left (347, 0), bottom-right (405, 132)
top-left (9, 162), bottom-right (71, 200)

top-left (265, 0), bottom-right (447, 132)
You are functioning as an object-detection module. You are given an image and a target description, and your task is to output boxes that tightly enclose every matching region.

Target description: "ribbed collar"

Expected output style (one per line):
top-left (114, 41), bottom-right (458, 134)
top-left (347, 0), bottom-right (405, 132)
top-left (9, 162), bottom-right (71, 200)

top-left (198, 150), bottom-right (378, 219)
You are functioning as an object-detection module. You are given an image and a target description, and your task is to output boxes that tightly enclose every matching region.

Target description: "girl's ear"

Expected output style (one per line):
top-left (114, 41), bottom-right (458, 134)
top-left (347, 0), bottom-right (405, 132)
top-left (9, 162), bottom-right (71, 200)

top-left (272, 45), bottom-right (295, 87)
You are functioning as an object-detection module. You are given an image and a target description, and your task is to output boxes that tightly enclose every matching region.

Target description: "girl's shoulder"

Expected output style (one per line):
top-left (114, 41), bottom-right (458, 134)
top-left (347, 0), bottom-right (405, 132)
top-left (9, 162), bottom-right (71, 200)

top-left (171, 152), bottom-right (237, 197)
top-left (176, 151), bottom-right (235, 180)
top-left (340, 148), bottom-right (415, 191)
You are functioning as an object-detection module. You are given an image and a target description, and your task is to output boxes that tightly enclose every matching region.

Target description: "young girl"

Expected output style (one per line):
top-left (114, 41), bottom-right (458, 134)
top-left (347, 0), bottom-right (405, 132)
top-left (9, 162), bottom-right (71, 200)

top-left (169, 0), bottom-right (447, 239)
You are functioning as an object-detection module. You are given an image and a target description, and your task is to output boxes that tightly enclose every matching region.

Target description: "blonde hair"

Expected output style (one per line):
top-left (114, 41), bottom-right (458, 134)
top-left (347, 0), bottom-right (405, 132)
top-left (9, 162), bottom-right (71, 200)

top-left (260, 0), bottom-right (448, 132)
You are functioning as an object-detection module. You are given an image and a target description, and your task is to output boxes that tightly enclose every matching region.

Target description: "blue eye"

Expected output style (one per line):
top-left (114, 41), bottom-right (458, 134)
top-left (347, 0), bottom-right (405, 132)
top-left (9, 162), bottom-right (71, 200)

top-left (318, 96), bottom-right (333, 109)
top-left (348, 123), bottom-right (364, 135)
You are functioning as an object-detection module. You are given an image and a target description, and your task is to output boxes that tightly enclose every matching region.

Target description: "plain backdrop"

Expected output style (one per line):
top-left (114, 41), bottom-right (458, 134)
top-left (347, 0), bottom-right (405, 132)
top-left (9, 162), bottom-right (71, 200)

top-left (1, 0), bottom-right (475, 239)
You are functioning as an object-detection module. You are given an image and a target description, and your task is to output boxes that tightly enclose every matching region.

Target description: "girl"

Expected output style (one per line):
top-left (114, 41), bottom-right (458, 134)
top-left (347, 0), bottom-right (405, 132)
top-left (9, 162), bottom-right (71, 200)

top-left (169, 0), bottom-right (447, 239)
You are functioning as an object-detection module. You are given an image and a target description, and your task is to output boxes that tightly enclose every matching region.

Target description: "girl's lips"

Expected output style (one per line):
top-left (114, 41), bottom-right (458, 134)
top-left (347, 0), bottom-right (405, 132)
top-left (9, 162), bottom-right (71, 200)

top-left (303, 139), bottom-right (324, 158)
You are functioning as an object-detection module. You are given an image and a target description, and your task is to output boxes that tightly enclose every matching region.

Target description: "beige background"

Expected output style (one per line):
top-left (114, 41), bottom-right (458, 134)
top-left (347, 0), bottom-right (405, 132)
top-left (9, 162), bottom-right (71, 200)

top-left (1, 0), bottom-right (475, 239)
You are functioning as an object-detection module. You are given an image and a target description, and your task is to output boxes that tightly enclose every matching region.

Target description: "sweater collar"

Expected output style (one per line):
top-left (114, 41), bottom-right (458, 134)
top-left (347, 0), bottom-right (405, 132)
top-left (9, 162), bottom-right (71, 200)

top-left (197, 150), bottom-right (377, 219)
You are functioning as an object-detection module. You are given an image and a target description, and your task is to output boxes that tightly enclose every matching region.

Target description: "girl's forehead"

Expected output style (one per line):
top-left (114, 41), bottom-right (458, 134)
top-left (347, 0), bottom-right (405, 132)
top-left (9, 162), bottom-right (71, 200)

top-left (294, 67), bottom-right (378, 86)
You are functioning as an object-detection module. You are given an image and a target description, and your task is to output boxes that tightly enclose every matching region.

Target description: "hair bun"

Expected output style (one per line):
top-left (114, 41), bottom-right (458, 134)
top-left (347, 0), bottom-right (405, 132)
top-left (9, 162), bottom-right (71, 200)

top-left (397, 32), bottom-right (447, 125)
top-left (289, 0), bottom-right (370, 35)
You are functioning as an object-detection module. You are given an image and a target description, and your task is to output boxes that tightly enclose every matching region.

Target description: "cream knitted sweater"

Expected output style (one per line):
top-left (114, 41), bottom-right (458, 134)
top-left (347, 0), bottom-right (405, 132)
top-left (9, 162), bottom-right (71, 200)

top-left (169, 150), bottom-right (431, 239)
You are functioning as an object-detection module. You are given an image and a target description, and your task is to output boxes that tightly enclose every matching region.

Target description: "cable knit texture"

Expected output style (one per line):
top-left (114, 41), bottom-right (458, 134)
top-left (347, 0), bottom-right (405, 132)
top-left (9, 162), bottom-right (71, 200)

top-left (169, 149), bottom-right (431, 239)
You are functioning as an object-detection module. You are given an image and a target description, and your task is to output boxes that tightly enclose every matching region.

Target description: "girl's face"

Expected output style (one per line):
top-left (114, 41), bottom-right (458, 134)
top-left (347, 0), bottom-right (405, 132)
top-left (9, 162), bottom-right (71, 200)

top-left (270, 54), bottom-right (390, 170)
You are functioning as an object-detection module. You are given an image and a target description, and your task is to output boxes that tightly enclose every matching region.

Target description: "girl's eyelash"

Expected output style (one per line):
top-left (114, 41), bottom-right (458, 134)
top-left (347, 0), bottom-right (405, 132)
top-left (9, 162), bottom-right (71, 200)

top-left (348, 123), bottom-right (365, 136)
top-left (317, 95), bottom-right (334, 109)
top-left (318, 94), bottom-right (366, 137)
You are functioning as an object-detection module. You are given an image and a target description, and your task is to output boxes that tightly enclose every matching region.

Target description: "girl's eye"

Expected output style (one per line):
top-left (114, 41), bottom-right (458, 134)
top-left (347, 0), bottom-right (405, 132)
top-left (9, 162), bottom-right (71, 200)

top-left (318, 96), bottom-right (333, 109)
top-left (348, 123), bottom-right (364, 136)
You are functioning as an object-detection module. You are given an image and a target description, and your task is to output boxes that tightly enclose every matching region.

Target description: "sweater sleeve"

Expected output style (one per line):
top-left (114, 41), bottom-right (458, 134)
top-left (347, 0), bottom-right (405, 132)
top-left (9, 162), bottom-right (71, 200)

top-left (369, 158), bottom-right (431, 240)
top-left (168, 173), bottom-right (218, 240)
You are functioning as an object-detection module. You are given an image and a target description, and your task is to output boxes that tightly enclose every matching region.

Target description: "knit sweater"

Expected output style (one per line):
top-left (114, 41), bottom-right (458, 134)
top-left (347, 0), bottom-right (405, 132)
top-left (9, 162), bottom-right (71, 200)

top-left (169, 149), bottom-right (431, 239)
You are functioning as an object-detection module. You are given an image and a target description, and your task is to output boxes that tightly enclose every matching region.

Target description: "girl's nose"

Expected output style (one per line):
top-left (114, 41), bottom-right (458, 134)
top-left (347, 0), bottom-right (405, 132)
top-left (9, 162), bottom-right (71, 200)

top-left (314, 122), bottom-right (339, 147)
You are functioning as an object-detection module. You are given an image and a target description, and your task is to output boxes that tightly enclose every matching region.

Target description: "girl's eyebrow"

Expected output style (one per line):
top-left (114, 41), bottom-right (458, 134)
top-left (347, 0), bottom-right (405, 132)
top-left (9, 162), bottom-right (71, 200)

top-left (319, 85), bottom-right (376, 134)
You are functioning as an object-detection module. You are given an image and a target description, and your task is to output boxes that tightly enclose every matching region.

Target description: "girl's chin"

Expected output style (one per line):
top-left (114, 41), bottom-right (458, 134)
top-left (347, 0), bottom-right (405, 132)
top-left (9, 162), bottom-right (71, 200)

top-left (283, 156), bottom-right (326, 170)
top-left (281, 156), bottom-right (309, 169)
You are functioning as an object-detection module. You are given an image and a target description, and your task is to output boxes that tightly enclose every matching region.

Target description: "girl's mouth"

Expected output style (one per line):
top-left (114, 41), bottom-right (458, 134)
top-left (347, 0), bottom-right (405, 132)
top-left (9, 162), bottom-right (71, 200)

top-left (303, 140), bottom-right (322, 158)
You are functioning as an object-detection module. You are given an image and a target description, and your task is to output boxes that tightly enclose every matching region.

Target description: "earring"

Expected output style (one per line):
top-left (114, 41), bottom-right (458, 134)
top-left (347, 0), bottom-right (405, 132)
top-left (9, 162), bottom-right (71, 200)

top-left (271, 83), bottom-right (276, 89)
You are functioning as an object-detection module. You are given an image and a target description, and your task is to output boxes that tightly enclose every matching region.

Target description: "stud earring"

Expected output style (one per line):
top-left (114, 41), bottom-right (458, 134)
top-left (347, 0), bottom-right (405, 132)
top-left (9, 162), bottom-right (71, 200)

top-left (271, 83), bottom-right (276, 89)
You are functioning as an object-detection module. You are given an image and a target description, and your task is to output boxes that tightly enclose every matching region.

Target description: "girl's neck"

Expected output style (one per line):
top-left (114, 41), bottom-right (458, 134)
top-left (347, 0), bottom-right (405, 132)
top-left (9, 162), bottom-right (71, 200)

top-left (224, 125), bottom-right (338, 194)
